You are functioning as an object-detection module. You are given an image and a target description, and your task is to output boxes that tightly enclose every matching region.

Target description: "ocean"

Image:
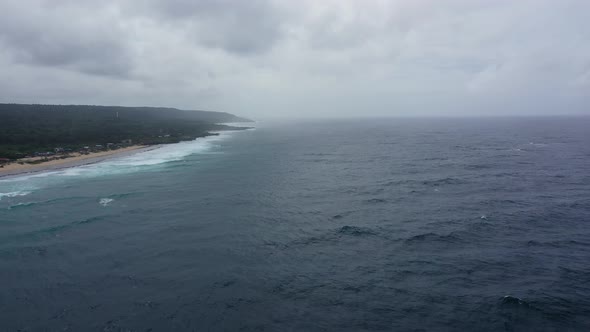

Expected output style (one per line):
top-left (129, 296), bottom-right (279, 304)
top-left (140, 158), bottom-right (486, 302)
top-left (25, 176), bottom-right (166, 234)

top-left (1, 117), bottom-right (589, 331)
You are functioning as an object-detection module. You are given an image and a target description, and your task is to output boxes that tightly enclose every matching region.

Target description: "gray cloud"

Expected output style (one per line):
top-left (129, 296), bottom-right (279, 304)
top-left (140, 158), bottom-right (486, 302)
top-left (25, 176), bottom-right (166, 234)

top-left (0, 0), bottom-right (588, 118)
top-left (138, 0), bottom-right (286, 55)
top-left (0, 1), bottom-right (133, 78)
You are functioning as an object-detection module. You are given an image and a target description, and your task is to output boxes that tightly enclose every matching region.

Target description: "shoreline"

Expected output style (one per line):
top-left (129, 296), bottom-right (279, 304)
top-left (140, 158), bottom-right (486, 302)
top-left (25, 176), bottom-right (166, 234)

top-left (0, 128), bottom-right (251, 180)
top-left (0, 145), bottom-right (159, 179)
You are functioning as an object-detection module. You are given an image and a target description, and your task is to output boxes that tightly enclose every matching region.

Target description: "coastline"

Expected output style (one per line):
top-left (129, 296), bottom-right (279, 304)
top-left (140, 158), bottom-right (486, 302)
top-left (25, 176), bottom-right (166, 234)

top-left (0, 145), bottom-right (158, 179)
top-left (0, 128), bottom-right (251, 180)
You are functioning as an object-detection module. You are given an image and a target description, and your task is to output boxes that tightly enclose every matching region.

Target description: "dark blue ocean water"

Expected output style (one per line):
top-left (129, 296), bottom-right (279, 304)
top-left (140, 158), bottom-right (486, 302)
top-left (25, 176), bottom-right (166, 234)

top-left (1, 117), bottom-right (590, 331)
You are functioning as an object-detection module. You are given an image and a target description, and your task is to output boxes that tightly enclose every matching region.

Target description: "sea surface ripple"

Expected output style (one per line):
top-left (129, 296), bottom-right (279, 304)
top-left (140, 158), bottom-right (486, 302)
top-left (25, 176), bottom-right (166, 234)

top-left (1, 118), bottom-right (589, 331)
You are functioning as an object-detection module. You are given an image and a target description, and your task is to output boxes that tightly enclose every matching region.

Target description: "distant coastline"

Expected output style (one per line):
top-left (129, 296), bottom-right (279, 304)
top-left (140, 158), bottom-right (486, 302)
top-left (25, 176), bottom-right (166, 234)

top-left (0, 145), bottom-right (159, 178)
top-left (0, 103), bottom-right (253, 165)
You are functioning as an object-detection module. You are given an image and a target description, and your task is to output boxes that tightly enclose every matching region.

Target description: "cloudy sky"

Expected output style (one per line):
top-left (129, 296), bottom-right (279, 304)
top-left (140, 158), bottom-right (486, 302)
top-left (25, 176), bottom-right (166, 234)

top-left (0, 0), bottom-right (588, 118)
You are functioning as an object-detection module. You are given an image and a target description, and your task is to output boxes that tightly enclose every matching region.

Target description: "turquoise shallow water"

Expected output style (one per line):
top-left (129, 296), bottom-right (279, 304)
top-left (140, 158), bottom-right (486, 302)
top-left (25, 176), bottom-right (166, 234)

top-left (1, 118), bottom-right (590, 331)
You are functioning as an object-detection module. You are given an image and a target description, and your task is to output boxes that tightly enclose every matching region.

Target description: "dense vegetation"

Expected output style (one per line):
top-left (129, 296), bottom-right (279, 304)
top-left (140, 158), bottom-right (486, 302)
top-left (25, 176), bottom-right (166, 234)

top-left (0, 103), bottom-right (252, 159)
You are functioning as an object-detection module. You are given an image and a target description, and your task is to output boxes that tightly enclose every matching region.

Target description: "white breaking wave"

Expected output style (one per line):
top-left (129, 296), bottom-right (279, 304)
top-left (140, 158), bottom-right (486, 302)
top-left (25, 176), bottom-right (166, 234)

top-left (0, 191), bottom-right (31, 201)
top-left (0, 130), bottom-right (243, 199)
top-left (99, 198), bottom-right (114, 207)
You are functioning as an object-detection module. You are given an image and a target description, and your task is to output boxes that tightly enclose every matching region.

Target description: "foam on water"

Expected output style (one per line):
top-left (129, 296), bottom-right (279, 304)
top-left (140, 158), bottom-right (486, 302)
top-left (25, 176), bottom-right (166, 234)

top-left (0, 191), bottom-right (32, 201)
top-left (99, 198), bottom-right (114, 207)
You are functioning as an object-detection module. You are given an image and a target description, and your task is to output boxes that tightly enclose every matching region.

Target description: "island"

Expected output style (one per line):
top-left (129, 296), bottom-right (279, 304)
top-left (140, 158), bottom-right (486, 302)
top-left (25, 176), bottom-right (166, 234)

top-left (0, 103), bottom-right (253, 176)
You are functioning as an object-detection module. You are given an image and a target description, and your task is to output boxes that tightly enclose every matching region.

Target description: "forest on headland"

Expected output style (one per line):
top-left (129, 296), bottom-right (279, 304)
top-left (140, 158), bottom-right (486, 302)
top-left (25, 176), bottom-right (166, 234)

top-left (0, 103), bottom-right (252, 160)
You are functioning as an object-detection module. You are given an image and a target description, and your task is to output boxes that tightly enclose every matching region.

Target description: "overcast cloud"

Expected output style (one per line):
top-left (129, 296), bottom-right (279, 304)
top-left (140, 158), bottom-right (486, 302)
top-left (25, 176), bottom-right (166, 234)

top-left (0, 0), bottom-right (588, 118)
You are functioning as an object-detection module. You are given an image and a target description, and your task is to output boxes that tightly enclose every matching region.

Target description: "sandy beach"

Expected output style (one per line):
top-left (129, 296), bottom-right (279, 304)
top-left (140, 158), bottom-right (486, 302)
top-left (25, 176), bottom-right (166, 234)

top-left (0, 145), bottom-right (157, 178)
